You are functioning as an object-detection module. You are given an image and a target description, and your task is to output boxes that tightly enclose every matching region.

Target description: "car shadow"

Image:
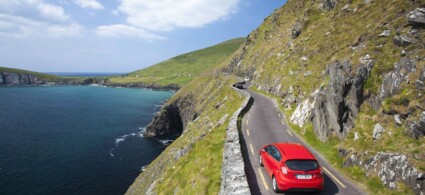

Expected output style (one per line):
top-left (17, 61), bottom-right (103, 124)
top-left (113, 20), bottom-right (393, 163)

top-left (239, 130), bottom-right (262, 194)
top-left (281, 174), bottom-right (339, 195)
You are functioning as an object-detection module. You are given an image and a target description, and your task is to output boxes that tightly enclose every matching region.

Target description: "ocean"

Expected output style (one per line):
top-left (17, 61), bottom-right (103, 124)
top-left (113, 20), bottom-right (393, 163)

top-left (0, 86), bottom-right (173, 195)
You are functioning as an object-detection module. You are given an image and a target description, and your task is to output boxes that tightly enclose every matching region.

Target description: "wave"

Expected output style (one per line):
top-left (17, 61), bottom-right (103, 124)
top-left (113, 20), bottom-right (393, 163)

top-left (110, 127), bottom-right (147, 157)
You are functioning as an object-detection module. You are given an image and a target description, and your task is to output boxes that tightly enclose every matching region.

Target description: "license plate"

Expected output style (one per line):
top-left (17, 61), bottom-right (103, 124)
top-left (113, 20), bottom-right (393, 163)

top-left (296, 174), bottom-right (312, 179)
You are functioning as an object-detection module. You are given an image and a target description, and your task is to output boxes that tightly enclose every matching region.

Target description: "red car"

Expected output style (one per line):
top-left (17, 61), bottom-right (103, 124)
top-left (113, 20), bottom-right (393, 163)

top-left (259, 143), bottom-right (324, 192)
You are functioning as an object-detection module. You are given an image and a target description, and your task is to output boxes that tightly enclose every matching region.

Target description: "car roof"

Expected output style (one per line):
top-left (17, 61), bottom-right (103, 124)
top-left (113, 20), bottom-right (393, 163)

top-left (274, 143), bottom-right (316, 160)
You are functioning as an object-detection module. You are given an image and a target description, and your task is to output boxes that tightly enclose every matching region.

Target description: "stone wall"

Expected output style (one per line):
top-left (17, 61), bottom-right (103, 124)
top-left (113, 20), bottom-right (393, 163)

top-left (219, 86), bottom-right (251, 195)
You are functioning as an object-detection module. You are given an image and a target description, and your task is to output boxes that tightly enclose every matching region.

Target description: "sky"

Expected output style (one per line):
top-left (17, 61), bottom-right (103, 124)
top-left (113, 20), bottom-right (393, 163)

top-left (0, 0), bottom-right (286, 73)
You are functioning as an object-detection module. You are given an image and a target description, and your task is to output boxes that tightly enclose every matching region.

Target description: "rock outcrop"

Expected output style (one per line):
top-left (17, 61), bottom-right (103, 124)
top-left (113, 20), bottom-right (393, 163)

top-left (311, 56), bottom-right (374, 140)
top-left (143, 103), bottom-right (183, 137)
top-left (143, 92), bottom-right (197, 137)
top-left (406, 111), bottom-right (425, 139)
top-left (379, 57), bottom-right (416, 100)
top-left (343, 151), bottom-right (425, 194)
top-left (407, 8), bottom-right (425, 27)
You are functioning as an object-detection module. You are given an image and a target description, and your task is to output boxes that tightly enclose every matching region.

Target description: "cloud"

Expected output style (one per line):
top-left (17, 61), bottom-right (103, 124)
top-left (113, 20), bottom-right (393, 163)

top-left (37, 3), bottom-right (69, 21)
top-left (95, 24), bottom-right (165, 40)
top-left (117, 0), bottom-right (240, 31)
top-left (0, 14), bottom-right (84, 38)
top-left (74, 0), bottom-right (104, 10)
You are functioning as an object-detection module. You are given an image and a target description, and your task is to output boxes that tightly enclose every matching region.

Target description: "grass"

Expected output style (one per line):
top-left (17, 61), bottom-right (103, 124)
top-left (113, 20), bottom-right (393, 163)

top-left (108, 38), bottom-right (245, 87)
top-left (128, 75), bottom-right (244, 194)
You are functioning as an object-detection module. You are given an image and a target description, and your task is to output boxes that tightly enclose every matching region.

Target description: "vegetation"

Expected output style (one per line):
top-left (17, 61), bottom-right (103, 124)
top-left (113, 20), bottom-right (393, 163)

top-left (108, 38), bottom-right (245, 87)
top-left (128, 74), bottom-right (244, 194)
top-left (130, 0), bottom-right (425, 194)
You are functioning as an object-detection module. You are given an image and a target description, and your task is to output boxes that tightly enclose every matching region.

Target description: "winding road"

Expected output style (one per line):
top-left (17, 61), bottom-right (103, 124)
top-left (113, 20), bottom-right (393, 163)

top-left (240, 86), bottom-right (365, 195)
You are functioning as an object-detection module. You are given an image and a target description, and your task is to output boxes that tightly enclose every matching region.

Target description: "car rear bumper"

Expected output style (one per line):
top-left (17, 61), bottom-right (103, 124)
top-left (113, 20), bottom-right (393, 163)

top-left (277, 176), bottom-right (324, 191)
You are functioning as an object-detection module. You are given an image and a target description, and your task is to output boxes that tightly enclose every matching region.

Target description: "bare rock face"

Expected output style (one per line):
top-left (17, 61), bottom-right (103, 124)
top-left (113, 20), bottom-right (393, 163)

top-left (0, 72), bottom-right (40, 85)
top-left (344, 152), bottom-right (425, 193)
top-left (311, 55), bottom-right (374, 141)
top-left (143, 103), bottom-right (183, 137)
top-left (406, 111), bottom-right (425, 139)
top-left (380, 57), bottom-right (416, 100)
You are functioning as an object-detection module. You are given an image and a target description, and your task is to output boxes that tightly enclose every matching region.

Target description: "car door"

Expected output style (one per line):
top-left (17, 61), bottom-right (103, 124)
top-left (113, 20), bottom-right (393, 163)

top-left (269, 146), bottom-right (282, 176)
top-left (263, 145), bottom-right (275, 176)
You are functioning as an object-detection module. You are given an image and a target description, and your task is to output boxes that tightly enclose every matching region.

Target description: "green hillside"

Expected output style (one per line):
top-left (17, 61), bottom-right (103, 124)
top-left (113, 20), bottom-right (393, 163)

top-left (108, 38), bottom-right (245, 87)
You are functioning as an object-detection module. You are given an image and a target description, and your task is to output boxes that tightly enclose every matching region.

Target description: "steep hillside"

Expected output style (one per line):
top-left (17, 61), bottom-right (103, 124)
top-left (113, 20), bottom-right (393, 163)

top-left (225, 0), bottom-right (425, 193)
top-left (107, 38), bottom-right (245, 89)
top-left (127, 0), bottom-right (425, 194)
top-left (0, 67), bottom-right (85, 85)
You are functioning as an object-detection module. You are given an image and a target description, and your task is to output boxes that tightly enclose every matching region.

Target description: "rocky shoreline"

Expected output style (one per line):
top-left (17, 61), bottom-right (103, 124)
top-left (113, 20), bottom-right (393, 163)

top-left (0, 71), bottom-right (179, 91)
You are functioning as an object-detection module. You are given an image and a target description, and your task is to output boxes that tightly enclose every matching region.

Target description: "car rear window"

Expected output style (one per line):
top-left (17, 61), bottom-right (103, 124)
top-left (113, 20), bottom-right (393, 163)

top-left (285, 160), bottom-right (319, 171)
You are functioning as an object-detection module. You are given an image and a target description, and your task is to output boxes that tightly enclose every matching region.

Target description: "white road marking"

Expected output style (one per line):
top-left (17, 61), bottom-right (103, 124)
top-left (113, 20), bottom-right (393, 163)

top-left (247, 129), bottom-right (250, 136)
top-left (323, 167), bottom-right (346, 188)
top-left (250, 144), bottom-right (255, 155)
top-left (258, 168), bottom-right (270, 191)
top-left (287, 129), bottom-right (293, 137)
top-left (246, 120), bottom-right (249, 125)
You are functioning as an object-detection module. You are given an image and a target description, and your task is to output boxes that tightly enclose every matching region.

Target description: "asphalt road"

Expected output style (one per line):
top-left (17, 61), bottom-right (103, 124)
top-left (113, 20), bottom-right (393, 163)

top-left (240, 87), bottom-right (365, 195)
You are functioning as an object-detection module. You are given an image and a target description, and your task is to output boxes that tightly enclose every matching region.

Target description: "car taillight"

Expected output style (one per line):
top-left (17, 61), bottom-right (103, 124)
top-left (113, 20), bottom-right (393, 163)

top-left (281, 166), bottom-right (287, 174)
top-left (316, 168), bottom-right (323, 178)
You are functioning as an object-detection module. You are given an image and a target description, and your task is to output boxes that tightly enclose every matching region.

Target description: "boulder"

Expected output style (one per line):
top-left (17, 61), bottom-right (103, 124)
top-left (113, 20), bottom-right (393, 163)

top-left (354, 132), bottom-right (359, 141)
top-left (323, 0), bottom-right (337, 11)
top-left (303, 71), bottom-right (312, 77)
top-left (407, 8), bottom-right (425, 27)
top-left (417, 69), bottom-right (425, 90)
top-left (373, 123), bottom-right (385, 140)
top-left (379, 30), bottom-right (390, 37)
top-left (393, 35), bottom-right (416, 47)
top-left (291, 22), bottom-right (302, 39)
top-left (394, 114), bottom-right (402, 126)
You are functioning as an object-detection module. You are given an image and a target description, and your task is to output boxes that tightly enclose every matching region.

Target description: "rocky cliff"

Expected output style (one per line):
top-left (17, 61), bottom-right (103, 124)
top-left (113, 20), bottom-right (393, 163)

top-left (0, 72), bottom-right (40, 85)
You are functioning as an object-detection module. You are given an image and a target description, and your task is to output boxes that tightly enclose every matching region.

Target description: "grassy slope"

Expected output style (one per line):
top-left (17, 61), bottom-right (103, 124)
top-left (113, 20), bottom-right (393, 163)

top-left (0, 66), bottom-right (85, 82)
top-left (128, 74), bottom-right (244, 194)
top-left (108, 38), bottom-right (245, 87)
top-left (234, 0), bottom-right (424, 194)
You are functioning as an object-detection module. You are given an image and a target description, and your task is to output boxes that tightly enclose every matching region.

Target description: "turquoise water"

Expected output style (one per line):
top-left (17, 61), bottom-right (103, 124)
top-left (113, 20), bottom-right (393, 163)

top-left (0, 86), bottom-right (173, 195)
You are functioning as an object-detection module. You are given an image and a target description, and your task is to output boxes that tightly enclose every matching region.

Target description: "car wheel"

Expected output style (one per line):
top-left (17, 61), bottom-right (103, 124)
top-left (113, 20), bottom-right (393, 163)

top-left (272, 176), bottom-right (280, 193)
top-left (259, 155), bottom-right (263, 166)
